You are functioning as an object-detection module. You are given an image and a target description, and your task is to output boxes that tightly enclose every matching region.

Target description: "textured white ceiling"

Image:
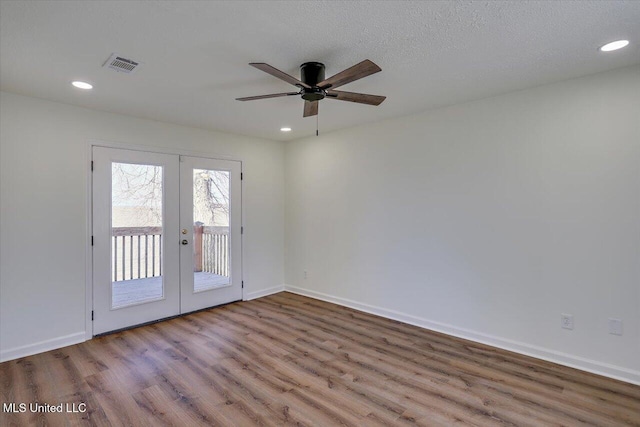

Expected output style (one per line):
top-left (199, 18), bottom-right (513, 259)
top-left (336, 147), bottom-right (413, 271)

top-left (1, 1), bottom-right (639, 141)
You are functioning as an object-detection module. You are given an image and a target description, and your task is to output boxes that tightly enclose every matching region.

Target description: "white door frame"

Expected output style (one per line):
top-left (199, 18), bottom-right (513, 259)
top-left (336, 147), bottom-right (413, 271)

top-left (86, 140), bottom-right (244, 338)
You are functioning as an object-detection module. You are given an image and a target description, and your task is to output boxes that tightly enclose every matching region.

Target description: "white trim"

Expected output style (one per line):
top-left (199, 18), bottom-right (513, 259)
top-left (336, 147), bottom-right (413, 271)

top-left (244, 285), bottom-right (285, 301)
top-left (88, 138), bottom-right (242, 162)
top-left (85, 143), bottom-right (93, 340)
top-left (0, 332), bottom-right (86, 362)
top-left (240, 162), bottom-right (245, 303)
top-left (284, 285), bottom-right (640, 386)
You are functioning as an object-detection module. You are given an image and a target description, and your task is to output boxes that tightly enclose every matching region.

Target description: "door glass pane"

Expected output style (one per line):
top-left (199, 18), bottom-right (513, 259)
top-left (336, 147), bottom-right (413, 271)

top-left (193, 169), bottom-right (230, 292)
top-left (111, 163), bottom-right (164, 308)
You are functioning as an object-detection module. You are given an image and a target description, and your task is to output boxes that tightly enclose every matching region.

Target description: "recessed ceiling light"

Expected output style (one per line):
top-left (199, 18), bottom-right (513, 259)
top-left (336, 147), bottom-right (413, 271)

top-left (71, 81), bottom-right (93, 90)
top-left (280, 127), bottom-right (292, 132)
top-left (599, 40), bottom-right (629, 52)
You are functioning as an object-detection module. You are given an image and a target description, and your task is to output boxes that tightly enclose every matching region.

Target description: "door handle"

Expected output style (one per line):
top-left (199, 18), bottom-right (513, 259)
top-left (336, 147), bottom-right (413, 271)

top-left (181, 239), bottom-right (189, 245)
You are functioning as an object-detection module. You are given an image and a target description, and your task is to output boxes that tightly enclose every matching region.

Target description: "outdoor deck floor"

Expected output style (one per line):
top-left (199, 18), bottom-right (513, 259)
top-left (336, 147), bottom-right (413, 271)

top-left (112, 272), bottom-right (229, 307)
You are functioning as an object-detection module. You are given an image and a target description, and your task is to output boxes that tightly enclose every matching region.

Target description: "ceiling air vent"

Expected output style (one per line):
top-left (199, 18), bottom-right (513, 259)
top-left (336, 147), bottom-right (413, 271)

top-left (103, 53), bottom-right (141, 74)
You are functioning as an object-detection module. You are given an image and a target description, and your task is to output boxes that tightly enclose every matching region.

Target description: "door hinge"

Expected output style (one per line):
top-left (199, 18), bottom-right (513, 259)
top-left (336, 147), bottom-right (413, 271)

top-left (241, 226), bottom-right (244, 234)
top-left (91, 236), bottom-right (94, 246)
top-left (91, 161), bottom-right (94, 171)
top-left (242, 281), bottom-right (244, 289)
top-left (241, 172), bottom-right (243, 180)
top-left (91, 310), bottom-right (94, 321)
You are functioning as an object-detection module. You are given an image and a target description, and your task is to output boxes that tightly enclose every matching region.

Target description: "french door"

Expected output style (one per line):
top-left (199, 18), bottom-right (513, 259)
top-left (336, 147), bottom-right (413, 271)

top-left (179, 156), bottom-right (242, 313)
top-left (92, 147), bottom-right (242, 335)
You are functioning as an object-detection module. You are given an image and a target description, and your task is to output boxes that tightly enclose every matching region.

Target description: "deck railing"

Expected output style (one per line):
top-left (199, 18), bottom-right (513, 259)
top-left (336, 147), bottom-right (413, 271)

top-left (112, 227), bottom-right (162, 282)
top-left (194, 224), bottom-right (230, 276)
top-left (112, 225), bottom-right (229, 281)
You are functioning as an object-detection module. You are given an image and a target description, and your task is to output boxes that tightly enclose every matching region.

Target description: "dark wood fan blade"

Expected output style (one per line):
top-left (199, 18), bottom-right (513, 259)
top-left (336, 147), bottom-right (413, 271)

top-left (236, 92), bottom-right (299, 101)
top-left (303, 101), bottom-right (318, 117)
top-left (317, 59), bottom-right (381, 90)
top-left (326, 90), bottom-right (386, 105)
top-left (250, 63), bottom-right (311, 89)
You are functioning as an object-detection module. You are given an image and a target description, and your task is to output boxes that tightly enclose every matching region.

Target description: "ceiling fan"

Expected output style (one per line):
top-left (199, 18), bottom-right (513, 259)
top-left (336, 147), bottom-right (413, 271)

top-left (236, 60), bottom-right (386, 117)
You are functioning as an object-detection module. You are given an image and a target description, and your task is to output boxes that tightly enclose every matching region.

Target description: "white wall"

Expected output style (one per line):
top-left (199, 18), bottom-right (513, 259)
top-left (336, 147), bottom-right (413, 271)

top-left (2, 65), bottom-right (639, 384)
top-left (285, 65), bottom-right (640, 384)
top-left (0, 92), bottom-right (285, 360)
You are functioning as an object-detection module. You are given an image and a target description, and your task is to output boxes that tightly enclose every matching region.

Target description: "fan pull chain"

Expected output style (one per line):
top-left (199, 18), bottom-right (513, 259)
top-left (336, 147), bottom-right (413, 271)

top-left (316, 111), bottom-right (319, 136)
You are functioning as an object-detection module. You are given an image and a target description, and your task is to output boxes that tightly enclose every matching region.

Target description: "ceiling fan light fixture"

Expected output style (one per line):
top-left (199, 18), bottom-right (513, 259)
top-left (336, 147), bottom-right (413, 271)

top-left (301, 88), bottom-right (326, 101)
top-left (599, 40), bottom-right (629, 52)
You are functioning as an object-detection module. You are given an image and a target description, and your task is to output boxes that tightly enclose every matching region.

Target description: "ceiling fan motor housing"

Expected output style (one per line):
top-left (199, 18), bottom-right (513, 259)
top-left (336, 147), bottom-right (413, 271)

top-left (300, 62), bottom-right (326, 101)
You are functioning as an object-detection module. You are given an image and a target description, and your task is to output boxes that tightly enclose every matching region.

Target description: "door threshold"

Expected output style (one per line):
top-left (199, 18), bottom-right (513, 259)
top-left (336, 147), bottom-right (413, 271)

top-left (93, 299), bottom-right (242, 337)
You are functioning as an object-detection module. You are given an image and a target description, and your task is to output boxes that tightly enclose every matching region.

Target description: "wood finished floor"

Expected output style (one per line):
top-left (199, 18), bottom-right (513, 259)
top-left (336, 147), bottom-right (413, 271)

top-left (1, 292), bottom-right (639, 426)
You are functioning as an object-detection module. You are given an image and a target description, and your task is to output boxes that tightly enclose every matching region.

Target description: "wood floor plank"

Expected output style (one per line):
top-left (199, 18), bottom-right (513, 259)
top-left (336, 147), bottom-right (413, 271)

top-left (85, 370), bottom-right (152, 426)
top-left (61, 390), bottom-right (112, 427)
top-left (132, 384), bottom-right (195, 427)
top-left (1, 292), bottom-right (638, 426)
top-left (170, 395), bottom-right (231, 427)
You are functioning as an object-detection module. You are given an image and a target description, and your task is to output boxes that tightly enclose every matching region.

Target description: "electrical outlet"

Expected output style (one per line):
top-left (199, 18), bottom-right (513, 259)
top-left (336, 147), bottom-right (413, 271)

top-left (561, 314), bottom-right (574, 330)
top-left (608, 318), bottom-right (623, 336)
top-left (303, 270), bottom-right (308, 280)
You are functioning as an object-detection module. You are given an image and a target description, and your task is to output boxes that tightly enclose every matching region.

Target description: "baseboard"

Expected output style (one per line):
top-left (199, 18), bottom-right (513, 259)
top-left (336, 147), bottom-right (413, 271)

top-left (0, 332), bottom-right (86, 363)
top-left (0, 286), bottom-right (285, 362)
top-left (284, 285), bottom-right (640, 386)
top-left (244, 285), bottom-right (285, 301)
